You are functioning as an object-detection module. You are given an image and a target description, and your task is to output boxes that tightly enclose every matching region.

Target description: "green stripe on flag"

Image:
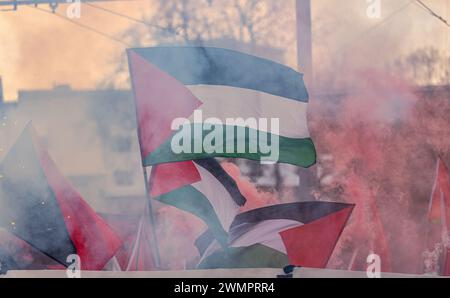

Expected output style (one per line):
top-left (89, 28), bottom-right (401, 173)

top-left (144, 125), bottom-right (316, 167)
top-left (197, 244), bottom-right (289, 269)
top-left (155, 185), bottom-right (229, 249)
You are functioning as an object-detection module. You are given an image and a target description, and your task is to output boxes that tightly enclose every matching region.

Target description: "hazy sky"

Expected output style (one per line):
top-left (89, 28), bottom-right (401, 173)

top-left (0, 0), bottom-right (448, 100)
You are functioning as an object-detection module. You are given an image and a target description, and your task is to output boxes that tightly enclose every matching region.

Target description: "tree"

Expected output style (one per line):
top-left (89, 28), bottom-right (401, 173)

top-left (392, 47), bottom-right (450, 86)
top-left (122, 0), bottom-right (289, 47)
top-left (101, 0), bottom-right (293, 88)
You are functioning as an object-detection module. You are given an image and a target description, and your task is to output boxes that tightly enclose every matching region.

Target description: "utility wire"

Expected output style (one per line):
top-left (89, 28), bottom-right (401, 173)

top-left (414, 0), bottom-right (450, 28)
top-left (0, 0), bottom-right (136, 11)
top-left (29, 5), bottom-right (132, 47)
top-left (339, 0), bottom-right (416, 53)
top-left (83, 2), bottom-right (181, 36)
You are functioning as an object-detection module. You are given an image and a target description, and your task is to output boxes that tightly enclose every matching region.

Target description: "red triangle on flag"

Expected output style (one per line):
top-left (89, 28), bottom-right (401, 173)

top-left (151, 161), bottom-right (201, 197)
top-left (128, 50), bottom-right (202, 160)
top-left (280, 205), bottom-right (354, 268)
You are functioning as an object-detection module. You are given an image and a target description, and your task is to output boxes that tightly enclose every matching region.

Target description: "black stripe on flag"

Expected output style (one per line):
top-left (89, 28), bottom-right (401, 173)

top-left (194, 158), bottom-right (246, 206)
top-left (130, 47), bottom-right (309, 102)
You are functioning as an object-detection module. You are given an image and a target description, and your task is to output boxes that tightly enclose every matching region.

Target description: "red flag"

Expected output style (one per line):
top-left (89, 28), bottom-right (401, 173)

top-left (32, 127), bottom-right (123, 270)
top-left (280, 205), bottom-right (354, 268)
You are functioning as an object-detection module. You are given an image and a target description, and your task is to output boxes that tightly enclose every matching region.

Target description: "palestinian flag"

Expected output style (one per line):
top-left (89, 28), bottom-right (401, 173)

top-left (0, 123), bottom-right (122, 270)
top-left (127, 46), bottom-right (316, 167)
top-left (151, 158), bottom-right (246, 249)
top-left (199, 202), bottom-right (354, 269)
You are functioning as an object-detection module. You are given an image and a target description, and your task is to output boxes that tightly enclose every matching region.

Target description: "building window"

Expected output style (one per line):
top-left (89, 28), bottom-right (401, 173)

top-left (112, 136), bottom-right (132, 153)
top-left (113, 170), bottom-right (134, 186)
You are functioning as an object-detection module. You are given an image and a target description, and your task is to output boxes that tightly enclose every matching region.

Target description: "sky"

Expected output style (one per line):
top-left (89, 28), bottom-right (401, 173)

top-left (0, 0), bottom-right (448, 100)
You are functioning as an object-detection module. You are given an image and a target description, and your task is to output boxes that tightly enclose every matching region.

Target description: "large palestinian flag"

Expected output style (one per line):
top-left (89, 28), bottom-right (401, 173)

top-left (198, 202), bottom-right (354, 269)
top-left (0, 123), bottom-right (122, 270)
top-left (151, 158), bottom-right (246, 249)
top-left (127, 47), bottom-right (316, 167)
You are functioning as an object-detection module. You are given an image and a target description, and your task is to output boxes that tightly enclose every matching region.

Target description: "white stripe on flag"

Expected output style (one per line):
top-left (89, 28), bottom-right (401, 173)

top-left (187, 85), bottom-right (310, 138)
top-left (230, 219), bottom-right (303, 253)
top-left (192, 164), bottom-right (240, 232)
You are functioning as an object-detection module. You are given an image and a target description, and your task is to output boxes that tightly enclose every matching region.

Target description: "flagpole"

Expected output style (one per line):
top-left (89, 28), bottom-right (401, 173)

top-left (127, 49), bottom-right (162, 269)
top-left (142, 166), bottom-right (162, 268)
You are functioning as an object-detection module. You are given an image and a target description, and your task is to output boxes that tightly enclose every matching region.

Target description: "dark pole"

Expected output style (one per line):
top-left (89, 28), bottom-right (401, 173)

top-left (296, 0), bottom-right (317, 201)
top-left (296, 0), bottom-right (313, 84)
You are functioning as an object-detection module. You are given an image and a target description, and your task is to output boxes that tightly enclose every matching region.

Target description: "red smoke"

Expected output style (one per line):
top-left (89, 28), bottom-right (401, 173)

top-left (310, 69), bottom-right (450, 274)
top-left (155, 205), bottom-right (205, 270)
top-left (155, 69), bottom-right (450, 274)
top-left (221, 162), bottom-right (279, 212)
